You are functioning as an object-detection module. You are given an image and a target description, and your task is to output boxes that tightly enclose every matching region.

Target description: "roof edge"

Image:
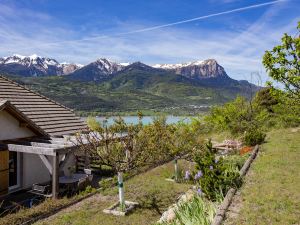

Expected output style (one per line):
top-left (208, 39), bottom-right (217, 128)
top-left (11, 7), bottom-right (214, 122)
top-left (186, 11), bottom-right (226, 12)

top-left (0, 75), bottom-right (75, 113)
top-left (0, 100), bottom-right (48, 137)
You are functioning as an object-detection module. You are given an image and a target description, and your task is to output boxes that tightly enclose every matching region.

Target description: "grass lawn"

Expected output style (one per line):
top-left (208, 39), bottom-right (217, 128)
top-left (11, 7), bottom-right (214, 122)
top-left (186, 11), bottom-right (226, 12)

top-left (35, 160), bottom-right (192, 225)
top-left (225, 128), bottom-right (300, 225)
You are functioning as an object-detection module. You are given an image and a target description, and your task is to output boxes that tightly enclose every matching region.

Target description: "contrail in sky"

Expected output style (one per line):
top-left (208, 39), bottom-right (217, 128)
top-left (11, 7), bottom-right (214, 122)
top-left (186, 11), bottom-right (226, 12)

top-left (18, 0), bottom-right (287, 49)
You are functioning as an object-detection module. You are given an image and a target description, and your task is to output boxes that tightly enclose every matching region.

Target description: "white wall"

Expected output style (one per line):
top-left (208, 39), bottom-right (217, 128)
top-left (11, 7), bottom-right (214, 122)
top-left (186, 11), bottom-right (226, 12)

top-left (0, 109), bottom-right (77, 190)
top-left (22, 153), bottom-right (77, 189)
top-left (0, 110), bottom-right (35, 141)
top-left (22, 153), bottom-right (51, 189)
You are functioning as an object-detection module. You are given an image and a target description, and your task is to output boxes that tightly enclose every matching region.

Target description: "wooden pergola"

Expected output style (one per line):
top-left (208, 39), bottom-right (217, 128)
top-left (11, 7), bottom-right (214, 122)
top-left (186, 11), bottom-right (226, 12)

top-left (1, 135), bottom-right (89, 199)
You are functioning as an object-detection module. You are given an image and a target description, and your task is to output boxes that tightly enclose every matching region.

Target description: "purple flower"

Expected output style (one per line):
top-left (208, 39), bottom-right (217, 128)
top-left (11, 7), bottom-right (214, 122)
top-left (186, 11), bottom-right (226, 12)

top-left (209, 165), bottom-right (214, 170)
top-left (185, 170), bottom-right (191, 180)
top-left (194, 170), bottom-right (203, 180)
top-left (197, 188), bottom-right (202, 196)
top-left (215, 158), bottom-right (219, 164)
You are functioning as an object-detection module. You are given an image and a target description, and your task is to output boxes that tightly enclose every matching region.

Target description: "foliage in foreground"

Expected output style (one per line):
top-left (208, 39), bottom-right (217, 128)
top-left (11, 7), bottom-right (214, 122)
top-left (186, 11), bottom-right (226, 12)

top-left (263, 21), bottom-right (300, 102)
top-left (204, 87), bottom-right (300, 145)
top-left (191, 141), bottom-right (241, 201)
top-left (161, 195), bottom-right (218, 225)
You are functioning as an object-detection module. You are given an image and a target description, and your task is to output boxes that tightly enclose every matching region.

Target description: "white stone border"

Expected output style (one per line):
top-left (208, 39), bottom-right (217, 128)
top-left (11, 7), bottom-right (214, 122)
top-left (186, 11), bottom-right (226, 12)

top-left (103, 200), bottom-right (139, 216)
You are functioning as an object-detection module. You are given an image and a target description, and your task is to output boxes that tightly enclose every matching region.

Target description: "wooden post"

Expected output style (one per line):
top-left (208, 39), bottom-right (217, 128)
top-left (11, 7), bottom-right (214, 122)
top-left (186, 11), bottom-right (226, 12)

top-left (52, 153), bottom-right (59, 199)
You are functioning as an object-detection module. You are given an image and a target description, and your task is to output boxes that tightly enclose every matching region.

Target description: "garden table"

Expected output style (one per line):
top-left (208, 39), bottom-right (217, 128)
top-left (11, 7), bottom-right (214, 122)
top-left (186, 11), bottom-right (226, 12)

top-left (59, 173), bottom-right (88, 184)
top-left (59, 173), bottom-right (88, 195)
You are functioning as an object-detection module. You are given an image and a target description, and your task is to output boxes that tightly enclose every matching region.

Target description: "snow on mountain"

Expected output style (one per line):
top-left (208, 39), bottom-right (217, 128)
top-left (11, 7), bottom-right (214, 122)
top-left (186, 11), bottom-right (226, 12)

top-left (0, 54), bottom-right (83, 76)
top-left (153, 59), bottom-right (228, 79)
top-left (153, 60), bottom-right (207, 69)
top-left (0, 55), bottom-right (227, 80)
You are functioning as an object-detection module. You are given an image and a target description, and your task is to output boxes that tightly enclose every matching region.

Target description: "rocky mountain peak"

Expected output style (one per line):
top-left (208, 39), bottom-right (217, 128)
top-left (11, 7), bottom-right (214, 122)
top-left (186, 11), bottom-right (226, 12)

top-left (153, 59), bottom-right (228, 79)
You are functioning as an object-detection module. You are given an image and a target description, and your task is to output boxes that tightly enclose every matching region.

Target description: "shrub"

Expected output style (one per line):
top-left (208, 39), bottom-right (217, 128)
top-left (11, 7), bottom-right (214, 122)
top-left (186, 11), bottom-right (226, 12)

top-left (193, 141), bottom-right (241, 201)
top-left (243, 129), bottom-right (266, 146)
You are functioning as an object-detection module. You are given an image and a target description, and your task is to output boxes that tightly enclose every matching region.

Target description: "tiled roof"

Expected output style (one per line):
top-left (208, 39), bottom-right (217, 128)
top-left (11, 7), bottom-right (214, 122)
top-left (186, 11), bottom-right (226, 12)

top-left (0, 75), bottom-right (87, 137)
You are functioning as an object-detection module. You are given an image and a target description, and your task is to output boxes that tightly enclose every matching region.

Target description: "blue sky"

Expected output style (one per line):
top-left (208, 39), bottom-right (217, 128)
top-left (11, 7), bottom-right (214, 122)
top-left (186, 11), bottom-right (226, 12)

top-left (0, 0), bottom-right (299, 83)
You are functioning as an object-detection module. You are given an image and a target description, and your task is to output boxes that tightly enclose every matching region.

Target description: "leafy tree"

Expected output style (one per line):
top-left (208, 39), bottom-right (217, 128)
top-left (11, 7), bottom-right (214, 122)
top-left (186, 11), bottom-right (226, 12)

top-left (75, 116), bottom-right (148, 211)
top-left (253, 87), bottom-right (279, 113)
top-left (205, 96), bottom-right (254, 135)
top-left (263, 21), bottom-right (300, 101)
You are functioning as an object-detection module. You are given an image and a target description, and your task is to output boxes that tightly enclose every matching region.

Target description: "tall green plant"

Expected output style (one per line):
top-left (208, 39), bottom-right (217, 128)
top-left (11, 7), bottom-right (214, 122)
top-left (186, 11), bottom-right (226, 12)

top-left (173, 195), bottom-right (218, 225)
top-left (263, 21), bottom-right (300, 102)
top-left (193, 141), bottom-right (241, 201)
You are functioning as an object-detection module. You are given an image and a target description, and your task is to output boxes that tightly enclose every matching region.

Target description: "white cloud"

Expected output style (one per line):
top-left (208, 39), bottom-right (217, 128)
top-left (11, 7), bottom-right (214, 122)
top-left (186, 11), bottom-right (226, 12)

top-left (0, 0), bottom-right (298, 85)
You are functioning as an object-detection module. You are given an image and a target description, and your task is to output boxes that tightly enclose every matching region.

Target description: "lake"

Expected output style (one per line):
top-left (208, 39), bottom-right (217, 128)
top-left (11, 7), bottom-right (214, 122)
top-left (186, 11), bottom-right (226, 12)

top-left (84, 116), bottom-right (191, 126)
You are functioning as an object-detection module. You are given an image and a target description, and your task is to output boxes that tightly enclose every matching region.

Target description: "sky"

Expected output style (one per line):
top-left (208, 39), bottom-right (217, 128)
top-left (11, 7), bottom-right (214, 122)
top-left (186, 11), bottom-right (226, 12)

top-left (0, 0), bottom-right (299, 84)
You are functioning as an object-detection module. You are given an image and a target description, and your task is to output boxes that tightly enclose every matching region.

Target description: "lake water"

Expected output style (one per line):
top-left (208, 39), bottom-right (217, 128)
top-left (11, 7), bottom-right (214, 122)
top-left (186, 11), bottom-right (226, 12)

top-left (88, 116), bottom-right (191, 126)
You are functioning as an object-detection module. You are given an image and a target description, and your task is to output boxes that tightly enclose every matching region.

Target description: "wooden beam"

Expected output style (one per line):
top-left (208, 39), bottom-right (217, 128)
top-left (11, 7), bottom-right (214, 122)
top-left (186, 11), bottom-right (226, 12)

top-left (52, 153), bottom-right (59, 199)
top-left (4, 140), bottom-right (69, 149)
top-left (39, 155), bottom-right (53, 175)
top-left (28, 138), bottom-right (70, 145)
top-left (6, 144), bottom-right (55, 156)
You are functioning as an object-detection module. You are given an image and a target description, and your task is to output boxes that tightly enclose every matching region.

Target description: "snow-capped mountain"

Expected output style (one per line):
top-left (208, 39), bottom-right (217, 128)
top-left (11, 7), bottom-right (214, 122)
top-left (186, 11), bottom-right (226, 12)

top-left (0, 54), bottom-right (229, 82)
top-left (153, 59), bottom-right (228, 79)
top-left (67, 58), bottom-right (129, 81)
top-left (0, 54), bottom-right (83, 76)
top-left (153, 60), bottom-right (206, 70)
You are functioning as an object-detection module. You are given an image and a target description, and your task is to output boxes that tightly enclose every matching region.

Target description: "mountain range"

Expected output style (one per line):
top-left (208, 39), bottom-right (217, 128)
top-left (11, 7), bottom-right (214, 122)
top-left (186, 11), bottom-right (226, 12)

top-left (0, 54), bottom-right (258, 115)
top-left (1, 54), bottom-right (233, 82)
top-left (0, 54), bottom-right (83, 76)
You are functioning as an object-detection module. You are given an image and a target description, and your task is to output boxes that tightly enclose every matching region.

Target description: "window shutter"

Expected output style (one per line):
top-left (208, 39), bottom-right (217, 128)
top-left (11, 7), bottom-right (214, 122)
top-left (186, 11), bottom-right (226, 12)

top-left (0, 150), bottom-right (9, 196)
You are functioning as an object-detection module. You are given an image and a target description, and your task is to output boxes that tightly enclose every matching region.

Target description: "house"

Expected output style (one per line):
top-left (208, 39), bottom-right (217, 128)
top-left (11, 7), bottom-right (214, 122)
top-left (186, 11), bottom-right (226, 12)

top-left (0, 75), bottom-right (87, 199)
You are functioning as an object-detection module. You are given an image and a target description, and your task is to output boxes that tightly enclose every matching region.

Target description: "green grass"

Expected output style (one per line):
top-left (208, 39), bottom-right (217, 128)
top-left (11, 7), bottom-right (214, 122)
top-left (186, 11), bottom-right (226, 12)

top-left (35, 160), bottom-right (192, 225)
top-left (225, 127), bottom-right (300, 225)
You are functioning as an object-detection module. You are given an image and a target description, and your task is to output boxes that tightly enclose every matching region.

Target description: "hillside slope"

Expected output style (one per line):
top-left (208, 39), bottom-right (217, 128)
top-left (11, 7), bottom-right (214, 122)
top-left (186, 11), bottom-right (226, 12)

top-left (3, 65), bottom-right (256, 116)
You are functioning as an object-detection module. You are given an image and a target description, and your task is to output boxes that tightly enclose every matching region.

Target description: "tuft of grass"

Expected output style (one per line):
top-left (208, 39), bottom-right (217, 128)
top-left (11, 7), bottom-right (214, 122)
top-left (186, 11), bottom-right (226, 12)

top-left (174, 195), bottom-right (218, 225)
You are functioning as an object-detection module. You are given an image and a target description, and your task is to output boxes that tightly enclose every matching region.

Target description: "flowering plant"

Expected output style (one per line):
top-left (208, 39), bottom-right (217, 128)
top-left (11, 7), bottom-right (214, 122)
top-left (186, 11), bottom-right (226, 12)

top-left (193, 140), bottom-right (241, 200)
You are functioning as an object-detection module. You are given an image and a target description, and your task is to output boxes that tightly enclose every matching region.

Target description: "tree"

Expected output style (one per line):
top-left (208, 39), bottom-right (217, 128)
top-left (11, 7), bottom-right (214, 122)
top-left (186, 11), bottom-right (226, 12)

top-left (171, 121), bottom-right (203, 181)
top-left (263, 21), bottom-right (300, 101)
top-left (253, 87), bottom-right (279, 113)
top-left (75, 116), bottom-right (148, 211)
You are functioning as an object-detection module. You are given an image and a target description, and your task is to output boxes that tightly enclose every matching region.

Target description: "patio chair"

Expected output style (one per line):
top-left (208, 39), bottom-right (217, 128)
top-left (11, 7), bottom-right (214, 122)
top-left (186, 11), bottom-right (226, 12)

top-left (31, 182), bottom-right (52, 197)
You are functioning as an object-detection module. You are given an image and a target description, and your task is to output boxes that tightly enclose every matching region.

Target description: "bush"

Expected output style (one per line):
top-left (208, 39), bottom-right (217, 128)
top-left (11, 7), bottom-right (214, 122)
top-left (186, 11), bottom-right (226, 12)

top-left (192, 141), bottom-right (242, 201)
top-left (243, 129), bottom-right (266, 146)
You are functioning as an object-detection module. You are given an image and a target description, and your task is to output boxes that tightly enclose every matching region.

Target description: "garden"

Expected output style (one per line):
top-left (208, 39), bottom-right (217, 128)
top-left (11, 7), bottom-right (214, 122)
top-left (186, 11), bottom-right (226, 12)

top-left (0, 21), bottom-right (299, 225)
